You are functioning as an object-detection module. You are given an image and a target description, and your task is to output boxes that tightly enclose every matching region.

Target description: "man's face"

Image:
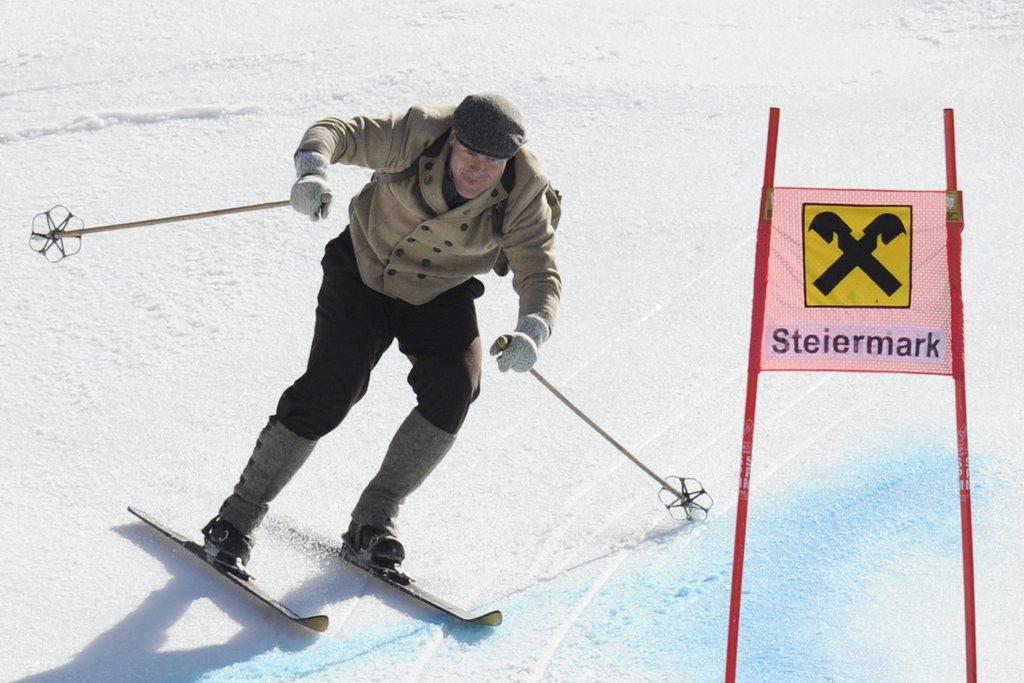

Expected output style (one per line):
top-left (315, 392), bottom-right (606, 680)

top-left (448, 133), bottom-right (508, 199)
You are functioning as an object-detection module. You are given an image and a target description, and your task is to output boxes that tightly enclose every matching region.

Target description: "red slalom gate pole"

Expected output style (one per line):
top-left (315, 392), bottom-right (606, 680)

top-left (725, 107), bottom-right (779, 682)
top-left (944, 108), bottom-right (978, 683)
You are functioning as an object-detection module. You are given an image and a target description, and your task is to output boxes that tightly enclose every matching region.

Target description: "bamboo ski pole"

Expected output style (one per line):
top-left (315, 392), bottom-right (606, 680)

top-left (30, 199), bottom-right (292, 262)
top-left (494, 336), bottom-right (712, 519)
top-left (527, 368), bottom-right (679, 492)
top-left (59, 200), bottom-right (290, 237)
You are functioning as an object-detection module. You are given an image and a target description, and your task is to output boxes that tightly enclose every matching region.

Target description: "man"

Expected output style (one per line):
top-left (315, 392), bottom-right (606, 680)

top-left (201, 94), bottom-right (560, 575)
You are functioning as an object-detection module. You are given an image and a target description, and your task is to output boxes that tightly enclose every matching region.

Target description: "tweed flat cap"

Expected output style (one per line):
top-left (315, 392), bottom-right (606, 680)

top-left (452, 93), bottom-right (526, 159)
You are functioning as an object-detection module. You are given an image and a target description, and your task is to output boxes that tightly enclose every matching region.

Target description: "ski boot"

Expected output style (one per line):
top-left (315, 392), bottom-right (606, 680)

top-left (341, 521), bottom-right (406, 576)
top-left (201, 516), bottom-right (254, 578)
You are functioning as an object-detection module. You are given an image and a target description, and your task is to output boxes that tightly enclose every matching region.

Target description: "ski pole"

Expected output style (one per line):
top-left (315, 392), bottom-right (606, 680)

top-left (29, 200), bottom-right (290, 262)
top-left (494, 336), bottom-right (712, 520)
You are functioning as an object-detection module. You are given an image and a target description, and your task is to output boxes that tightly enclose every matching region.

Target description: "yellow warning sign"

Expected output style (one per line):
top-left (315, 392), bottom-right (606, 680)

top-left (803, 203), bottom-right (912, 307)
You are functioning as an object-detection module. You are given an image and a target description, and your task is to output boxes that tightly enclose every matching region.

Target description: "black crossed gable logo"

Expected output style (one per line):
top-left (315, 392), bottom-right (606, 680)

top-left (808, 211), bottom-right (907, 296)
top-left (802, 203), bottom-right (912, 308)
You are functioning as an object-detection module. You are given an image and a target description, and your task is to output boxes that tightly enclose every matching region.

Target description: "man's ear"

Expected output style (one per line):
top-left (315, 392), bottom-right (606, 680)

top-left (449, 130), bottom-right (458, 146)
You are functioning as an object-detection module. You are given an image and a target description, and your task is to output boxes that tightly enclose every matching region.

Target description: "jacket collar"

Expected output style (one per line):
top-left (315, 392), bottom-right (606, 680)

top-left (418, 140), bottom-right (510, 220)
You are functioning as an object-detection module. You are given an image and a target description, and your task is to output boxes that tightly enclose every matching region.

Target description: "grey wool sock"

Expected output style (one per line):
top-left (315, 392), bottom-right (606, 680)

top-left (218, 420), bottom-right (318, 534)
top-left (350, 409), bottom-right (456, 534)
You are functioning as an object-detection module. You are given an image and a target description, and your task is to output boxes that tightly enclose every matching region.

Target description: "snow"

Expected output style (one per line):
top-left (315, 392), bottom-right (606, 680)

top-left (2, 1), bottom-right (1022, 680)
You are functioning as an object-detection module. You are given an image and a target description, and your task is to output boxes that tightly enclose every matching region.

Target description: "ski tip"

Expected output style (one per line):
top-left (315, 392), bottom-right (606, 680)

top-left (297, 614), bottom-right (330, 632)
top-left (471, 610), bottom-right (502, 627)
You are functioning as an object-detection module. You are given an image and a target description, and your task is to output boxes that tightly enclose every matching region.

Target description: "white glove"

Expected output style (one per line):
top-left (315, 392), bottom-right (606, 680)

top-left (290, 150), bottom-right (333, 221)
top-left (489, 314), bottom-right (550, 373)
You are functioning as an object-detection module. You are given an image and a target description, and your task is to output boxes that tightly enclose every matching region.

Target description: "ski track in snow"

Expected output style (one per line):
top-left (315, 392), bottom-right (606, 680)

top-left (394, 368), bottom-right (841, 682)
top-left (405, 233), bottom-right (756, 677)
top-left (0, 105), bottom-right (263, 144)
top-left (558, 235), bottom-right (754, 381)
top-left (520, 369), bottom-right (736, 588)
top-left (326, 584), bottom-right (366, 644)
top-left (411, 350), bottom-right (834, 679)
top-left (518, 236), bottom-right (753, 584)
top-left (527, 550), bottom-right (631, 681)
top-left (526, 373), bottom-right (839, 680)
top-left (484, 235), bottom-right (763, 672)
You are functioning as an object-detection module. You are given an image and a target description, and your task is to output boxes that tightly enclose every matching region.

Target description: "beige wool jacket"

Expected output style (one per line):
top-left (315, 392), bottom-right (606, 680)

top-left (296, 103), bottom-right (561, 329)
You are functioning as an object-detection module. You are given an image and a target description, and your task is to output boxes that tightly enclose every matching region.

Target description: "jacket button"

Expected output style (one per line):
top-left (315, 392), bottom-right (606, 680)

top-left (418, 273), bottom-right (427, 279)
top-left (433, 247), bottom-right (441, 253)
top-left (491, 189), bottom-right (498, 197)
top-left (444, 240), bottom-right (453, 247)
top-left (421, 225), bottom-right (430, 231)
top-left (422, 259), bottom-right (431, 267)
top-left (407, 237), bottom-right (416, 243)
top-left (425, 161), bottom-right (434, 170)
top-left (460, 224), bottom-right (469, 231)
top-left (387, 269), bottom-right (396, 276)
top-left (395, 248), bottom-right (405, 257)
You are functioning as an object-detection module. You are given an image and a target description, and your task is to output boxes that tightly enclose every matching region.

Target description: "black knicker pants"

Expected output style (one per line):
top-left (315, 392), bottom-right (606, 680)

top-left (274, 230), bottom-right (484, 439)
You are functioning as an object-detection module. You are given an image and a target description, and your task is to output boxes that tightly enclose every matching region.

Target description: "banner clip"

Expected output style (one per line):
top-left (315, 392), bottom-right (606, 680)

top-left (946, 190), bottom-right (964, 223)
top-left (762, 187), bottom-right (774, 221)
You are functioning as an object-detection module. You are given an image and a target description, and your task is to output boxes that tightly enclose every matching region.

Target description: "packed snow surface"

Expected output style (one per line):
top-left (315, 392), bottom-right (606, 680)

top-left (2, 1), bottom-right (1022, 680)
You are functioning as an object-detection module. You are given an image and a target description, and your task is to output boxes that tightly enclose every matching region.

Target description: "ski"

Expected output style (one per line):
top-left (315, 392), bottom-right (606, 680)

top-left (127, 506), bottom-right (329, 632)
top-left (341, 553), bottom-right (503, 627)
top-left (268, 520), bottom-right (502, 627)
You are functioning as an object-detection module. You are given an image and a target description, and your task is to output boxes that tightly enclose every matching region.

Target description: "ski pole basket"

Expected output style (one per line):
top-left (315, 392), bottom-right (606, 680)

top-left (30, 205), bottom-right (83, 262)
top-left (659, 476), bottom-right (713, 522)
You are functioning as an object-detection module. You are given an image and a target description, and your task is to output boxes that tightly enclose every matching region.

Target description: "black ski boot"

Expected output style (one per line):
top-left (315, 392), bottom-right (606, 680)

top-left (341, 521), bottom-right (405, 573)
top-left (202, 516), bottom-right (254, 578)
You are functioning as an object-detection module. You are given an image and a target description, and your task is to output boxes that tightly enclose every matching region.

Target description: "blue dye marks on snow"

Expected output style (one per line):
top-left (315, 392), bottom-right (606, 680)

top-left (543, 446), bottom-right (973, 681)
top-left (196, 618), bottom-right (440, 681)
top-left (736, 447), bottom-right (967, 681)
top-left (197, 446), bottom-right (977, 681)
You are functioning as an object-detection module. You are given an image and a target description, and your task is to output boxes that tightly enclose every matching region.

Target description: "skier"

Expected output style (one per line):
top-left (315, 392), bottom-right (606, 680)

top-left (202, 94), bottom-right (561, 575)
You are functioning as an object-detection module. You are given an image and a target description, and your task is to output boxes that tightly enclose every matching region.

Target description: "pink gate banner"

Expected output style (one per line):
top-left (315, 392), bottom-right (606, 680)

top-left (728, 110), bottom-right (976, 683)
top-left (760, 187), bottom-right (953, 375)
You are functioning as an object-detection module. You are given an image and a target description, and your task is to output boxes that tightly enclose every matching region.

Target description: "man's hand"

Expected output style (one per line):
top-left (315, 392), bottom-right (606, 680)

top-left (489, 314), bottom-right (550, 373)
top-left (290, 151), bottom-right (333, 221)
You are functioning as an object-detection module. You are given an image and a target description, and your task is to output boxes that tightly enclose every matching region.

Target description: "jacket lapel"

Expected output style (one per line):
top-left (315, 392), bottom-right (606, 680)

top-left (417, 139), bottom-right (510, 222)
